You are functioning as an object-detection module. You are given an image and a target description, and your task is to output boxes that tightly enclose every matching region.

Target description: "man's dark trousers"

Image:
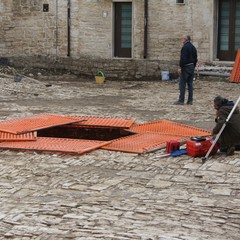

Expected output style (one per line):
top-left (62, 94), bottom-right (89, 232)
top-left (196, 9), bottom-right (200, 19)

top-left (178, 64), bottom-right (195, 103)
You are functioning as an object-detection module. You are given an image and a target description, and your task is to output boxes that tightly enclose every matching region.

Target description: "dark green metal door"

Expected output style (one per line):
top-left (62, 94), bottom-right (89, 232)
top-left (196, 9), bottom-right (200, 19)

top-left (114, 2), bottom-right (132, 58)
top-left (218, 0), bottom-right (240, 60)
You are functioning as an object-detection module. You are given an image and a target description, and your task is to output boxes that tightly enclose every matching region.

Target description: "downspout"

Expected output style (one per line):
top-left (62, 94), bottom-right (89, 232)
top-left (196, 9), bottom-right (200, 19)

top-left (55, 0), bottom-right (59, 58)
top-left (67, 0), bottom-right (71, 56)
top-left (144, 0), bottom-right (148, 58)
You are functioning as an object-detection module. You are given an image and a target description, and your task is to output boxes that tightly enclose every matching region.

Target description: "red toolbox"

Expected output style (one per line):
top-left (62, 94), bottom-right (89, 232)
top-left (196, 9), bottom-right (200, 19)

top-left (186, 137), bottom-right (218, 157)
top-left (166, 140), bottom-right (180, 153)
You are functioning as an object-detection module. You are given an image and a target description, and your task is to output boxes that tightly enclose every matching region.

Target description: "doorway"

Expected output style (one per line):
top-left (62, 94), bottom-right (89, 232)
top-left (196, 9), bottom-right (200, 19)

top-left (114, 2), bottom-right (132, 58)
top-left (218, 0), bottom-right (240, 60)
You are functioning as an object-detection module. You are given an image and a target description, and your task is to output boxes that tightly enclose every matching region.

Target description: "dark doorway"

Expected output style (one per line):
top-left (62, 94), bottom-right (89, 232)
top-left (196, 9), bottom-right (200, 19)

top-left (218, 0), bottom-right (240, 60)
top-left (114, 2), bottom-right (132, 58)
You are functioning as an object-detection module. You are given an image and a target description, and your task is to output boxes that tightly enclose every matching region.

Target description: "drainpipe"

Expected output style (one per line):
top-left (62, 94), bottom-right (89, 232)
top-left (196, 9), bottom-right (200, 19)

top-left (67, 0), bottom-right (71, 56)
top-left (55, 0), bottom-right (59, 57)
top-left (144, 0), bottom-right (148, 58)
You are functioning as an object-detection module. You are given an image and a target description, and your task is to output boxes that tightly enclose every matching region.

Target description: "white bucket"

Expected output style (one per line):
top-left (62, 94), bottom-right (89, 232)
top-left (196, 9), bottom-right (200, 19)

top-left (161, 71), bottom-right (170, 81)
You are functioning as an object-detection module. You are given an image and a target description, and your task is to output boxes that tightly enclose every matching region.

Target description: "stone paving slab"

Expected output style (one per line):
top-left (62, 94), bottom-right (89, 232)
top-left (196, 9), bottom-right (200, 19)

top-left (0, 72), bottom-right (240, 239)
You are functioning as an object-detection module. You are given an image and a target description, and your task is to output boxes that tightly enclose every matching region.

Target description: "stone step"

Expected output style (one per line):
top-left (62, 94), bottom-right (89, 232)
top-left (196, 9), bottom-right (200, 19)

top-left (196, 61), bottom-right (234, 77)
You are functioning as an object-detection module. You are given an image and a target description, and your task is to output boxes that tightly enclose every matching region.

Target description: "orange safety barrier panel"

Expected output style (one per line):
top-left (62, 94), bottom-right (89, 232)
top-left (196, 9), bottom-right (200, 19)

top-left (0, 114), bottom-right (212, 155)
top-left (130, 120), bottom-right (211, 137)
top-left (0, 131), bottom-right (37, 141)
top-left (0, 137), bottom-right (110, 155)
top-left (230, 48), bottom-right (240, 83)
top-left (0, 114), bottom-right (83, 134)
top-left (67, 115), bottom-right (136, 128)
top-left (102, 132), bottom-right (186, 153)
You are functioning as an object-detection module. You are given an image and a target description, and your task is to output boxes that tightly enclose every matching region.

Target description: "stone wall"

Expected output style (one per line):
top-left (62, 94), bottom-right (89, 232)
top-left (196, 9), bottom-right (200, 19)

top-left (0, 0), bottom-right (214, 80)
top-left (9, 55), bottom-right (176, 81)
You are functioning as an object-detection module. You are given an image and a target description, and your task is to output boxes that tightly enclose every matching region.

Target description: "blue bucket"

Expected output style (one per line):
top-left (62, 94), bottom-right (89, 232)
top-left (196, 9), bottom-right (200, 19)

top-left (161, 71), bottom-right (170, 81)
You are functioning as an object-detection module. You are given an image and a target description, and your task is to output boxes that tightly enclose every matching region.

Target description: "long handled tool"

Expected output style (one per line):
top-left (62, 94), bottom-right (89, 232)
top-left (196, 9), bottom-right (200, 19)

top-left (151, 149), bottom-right (187, 159)
top-left (202, 95), bottom-right (240, 164)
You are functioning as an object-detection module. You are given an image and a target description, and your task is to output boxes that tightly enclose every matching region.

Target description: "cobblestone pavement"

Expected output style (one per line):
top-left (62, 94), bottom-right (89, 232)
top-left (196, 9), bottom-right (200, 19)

top-left (0, 72), bottom-right (240, 240)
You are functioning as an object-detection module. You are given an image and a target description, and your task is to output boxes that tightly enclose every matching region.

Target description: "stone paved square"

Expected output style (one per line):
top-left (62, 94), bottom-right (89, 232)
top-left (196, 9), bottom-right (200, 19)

top-left (0, 71), bottom-right (240, 240)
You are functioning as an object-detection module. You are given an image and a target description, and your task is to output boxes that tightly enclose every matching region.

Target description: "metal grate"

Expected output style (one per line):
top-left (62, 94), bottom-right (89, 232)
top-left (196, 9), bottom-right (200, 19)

top-left (0, 131), bottom-right (37, 141)
top-left (102, 132), bottom-right (186, 153)
top-left (230, 48), bottom-right (240, 83)
top-left (130, 120), bottom-right (211, 136)
top-left (0, 114), bottom-right (83, 134)
top-left (0, 137), bottom-right (110, 155)
top-left (67, 115), bottom-right (136, 128)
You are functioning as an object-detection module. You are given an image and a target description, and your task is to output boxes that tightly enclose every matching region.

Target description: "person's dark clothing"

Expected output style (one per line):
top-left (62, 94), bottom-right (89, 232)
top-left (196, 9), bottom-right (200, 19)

top-left (179, 40), bottom-right (198, 68)
top-left (178, 41), bottom-right (198, 104)
top-left (212, 102), bottom-right (240, 149)
top-left (179, 64), bottom-right (195, 103)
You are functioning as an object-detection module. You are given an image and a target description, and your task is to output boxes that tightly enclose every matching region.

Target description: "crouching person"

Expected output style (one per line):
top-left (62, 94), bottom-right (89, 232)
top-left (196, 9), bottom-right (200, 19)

top-left (212, 96), bottom-right (240, 156)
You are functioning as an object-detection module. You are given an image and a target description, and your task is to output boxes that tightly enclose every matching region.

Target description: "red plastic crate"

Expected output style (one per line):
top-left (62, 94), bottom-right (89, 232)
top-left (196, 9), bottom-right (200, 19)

top-left (166, 140), bottom-right (180, 153)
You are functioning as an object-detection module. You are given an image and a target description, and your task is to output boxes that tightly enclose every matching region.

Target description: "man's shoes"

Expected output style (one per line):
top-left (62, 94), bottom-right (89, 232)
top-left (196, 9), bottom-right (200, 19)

top-left (187, 101), bottom-right (193, 105)
top-left (220, 147), bottom-right (227, 153)
top-left (174, 101), bottom-right (184, 105)
top-left (235, 145), bottom-right (240, 151)
top-left (226, 146), bottom-right (235, 156)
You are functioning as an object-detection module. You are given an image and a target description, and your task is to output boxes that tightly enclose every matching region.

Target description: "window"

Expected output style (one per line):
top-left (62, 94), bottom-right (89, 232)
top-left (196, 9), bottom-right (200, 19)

top-left (176, 0), bottom-right (185, 4)
top-left (43, 4), bottom-right (49, 12)
top-left (114, 2), bottom-right (132, 58)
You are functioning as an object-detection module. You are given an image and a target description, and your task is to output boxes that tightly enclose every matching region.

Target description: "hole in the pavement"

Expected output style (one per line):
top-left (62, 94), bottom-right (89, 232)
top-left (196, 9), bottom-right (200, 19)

top-left (37, 125), bottom-right (135, 141)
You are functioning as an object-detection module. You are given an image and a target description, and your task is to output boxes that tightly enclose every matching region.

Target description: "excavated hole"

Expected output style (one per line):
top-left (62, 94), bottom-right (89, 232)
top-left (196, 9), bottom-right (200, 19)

top-left (37, 125), bottom-right (135, 141)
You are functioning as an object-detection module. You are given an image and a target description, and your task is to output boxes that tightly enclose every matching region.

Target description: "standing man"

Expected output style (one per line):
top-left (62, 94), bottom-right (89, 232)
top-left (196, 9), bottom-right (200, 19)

top-left (174, 35), bottom-right (198, 105)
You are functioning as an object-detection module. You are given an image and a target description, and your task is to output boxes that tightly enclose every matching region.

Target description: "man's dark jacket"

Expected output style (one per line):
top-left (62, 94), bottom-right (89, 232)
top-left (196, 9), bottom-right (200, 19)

top-left (212, 104), bottom-right (240, 147)
top-left (179, 41), bottom-right (198, 68)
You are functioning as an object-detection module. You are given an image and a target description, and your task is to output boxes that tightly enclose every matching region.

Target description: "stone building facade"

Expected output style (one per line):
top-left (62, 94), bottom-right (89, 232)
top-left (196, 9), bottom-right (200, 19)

top-left (0, 0), bottom-right (238, 80)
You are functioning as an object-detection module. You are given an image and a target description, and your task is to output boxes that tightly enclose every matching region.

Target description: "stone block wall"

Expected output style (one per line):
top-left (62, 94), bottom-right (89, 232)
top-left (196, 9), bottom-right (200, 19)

top-left (0, 0), bottom-right (214, 80)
